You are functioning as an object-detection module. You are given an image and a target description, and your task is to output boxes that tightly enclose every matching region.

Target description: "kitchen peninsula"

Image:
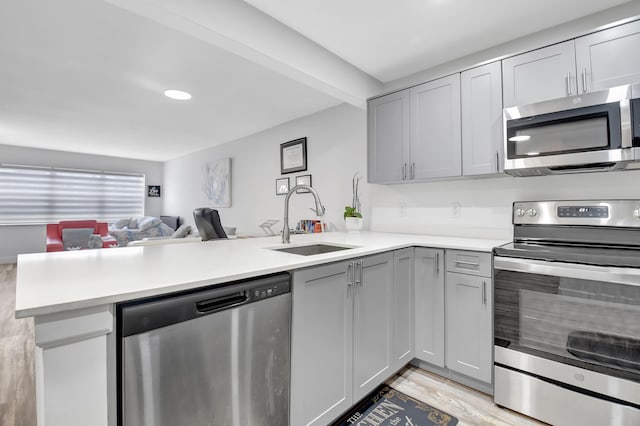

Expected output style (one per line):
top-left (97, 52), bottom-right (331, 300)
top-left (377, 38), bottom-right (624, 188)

top-left (16, 231), bottom-right (506, 426)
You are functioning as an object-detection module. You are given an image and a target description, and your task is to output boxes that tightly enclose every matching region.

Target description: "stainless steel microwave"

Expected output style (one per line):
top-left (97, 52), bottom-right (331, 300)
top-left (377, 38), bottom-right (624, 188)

top-left (503, 84), bottom-right (640, 176)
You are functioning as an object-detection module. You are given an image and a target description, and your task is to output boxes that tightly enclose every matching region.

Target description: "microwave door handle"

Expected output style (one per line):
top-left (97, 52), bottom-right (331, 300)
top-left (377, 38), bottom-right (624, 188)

top-left (494, 256), bottom-right (640, 287)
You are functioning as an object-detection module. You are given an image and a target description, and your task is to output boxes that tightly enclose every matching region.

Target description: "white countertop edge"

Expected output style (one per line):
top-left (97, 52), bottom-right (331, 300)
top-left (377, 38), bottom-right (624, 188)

top-left (15, 231), bottom-right (509, 318)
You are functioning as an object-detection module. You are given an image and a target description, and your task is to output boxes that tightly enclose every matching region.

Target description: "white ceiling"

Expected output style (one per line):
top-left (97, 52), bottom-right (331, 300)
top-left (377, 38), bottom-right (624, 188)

top-left (0, 0), bottom-right (634, 161)
top-left (244, 0), bottom-right (632, 82)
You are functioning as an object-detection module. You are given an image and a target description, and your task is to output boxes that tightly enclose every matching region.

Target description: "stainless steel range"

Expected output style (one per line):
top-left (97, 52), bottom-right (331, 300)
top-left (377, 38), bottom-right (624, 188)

top-left (493, 200), bottom-right (640, 426)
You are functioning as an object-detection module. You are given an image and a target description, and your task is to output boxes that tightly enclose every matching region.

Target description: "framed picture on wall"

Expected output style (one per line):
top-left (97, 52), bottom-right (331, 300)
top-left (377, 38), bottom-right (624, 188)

top-left (296, 174), bottom-right (312, 193)
top-left (276, 177), bottom-right (289, 195)
top-left (147, 185), bottom-right (161, 197)
top-left (280, 137), bottom-right (307, 174)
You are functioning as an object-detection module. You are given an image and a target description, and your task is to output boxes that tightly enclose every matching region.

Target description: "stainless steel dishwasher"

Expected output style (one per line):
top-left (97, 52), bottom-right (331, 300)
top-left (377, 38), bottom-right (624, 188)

top-left (117, 273), bottom-right (291, 426)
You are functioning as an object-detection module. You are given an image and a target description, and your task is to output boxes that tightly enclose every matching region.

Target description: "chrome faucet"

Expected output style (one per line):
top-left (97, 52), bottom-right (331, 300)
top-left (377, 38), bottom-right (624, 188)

top-left (282, 185), bottom-right (325, 244)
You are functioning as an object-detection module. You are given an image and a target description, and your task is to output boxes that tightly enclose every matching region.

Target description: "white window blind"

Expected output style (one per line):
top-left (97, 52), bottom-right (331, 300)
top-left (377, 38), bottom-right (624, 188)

top-left (0, 165), bottom-right (145, 224)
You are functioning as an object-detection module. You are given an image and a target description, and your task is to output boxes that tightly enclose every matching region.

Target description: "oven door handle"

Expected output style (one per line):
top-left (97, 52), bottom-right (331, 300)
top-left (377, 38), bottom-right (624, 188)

top-left (494, 256), bottom-right (640, 287)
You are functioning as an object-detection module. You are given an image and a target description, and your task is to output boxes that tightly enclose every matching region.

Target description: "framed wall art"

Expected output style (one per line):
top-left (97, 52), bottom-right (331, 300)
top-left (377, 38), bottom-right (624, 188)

top-left (280, 137), bottom-right (307, 174)
top-left (202, 157), bottom-right (231, 207)
top-left (296, 174), bottom-right (312, 193)
top-left (276, 177), bottom-right (290, 195)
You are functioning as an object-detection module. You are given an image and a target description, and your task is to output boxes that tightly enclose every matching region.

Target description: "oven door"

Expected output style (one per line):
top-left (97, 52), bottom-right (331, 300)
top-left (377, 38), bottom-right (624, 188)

top-left (503, 85), bottom-right (633, 176)
top-left (494, 255), bottom-right (640, 396)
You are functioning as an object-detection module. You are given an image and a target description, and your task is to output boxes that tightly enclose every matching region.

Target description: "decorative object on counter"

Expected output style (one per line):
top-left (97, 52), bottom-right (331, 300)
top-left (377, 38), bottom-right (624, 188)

top-left (88, 234), bottom-right (103, 249)
top-left (202, 157), bottom-right (231, 207)
top-left (331, 384), bottom-right (458, 426)
top-left (295, 174), bottom-right (312, 193)
top-left (276, 177), bottom-right (289, 195)
top-left (259, 219), bottom-right (280, 235)
top-left (344, 172), bottom-right (363, 233)
top-left (193, 208), bottom-right (228, 241)
top-left (147, 185), bottom-right (161, 197)
top-left (296, 219), bottom-right (325, 233)
top-left (280, 137), bottom-right (307, 174)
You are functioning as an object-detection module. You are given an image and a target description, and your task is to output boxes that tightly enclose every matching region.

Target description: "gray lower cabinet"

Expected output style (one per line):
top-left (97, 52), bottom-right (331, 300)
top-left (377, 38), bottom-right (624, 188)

top-left (393, 248), bottom-right (414, 370)
top-left (414, 247), bottom-right (445, 367)
top-left (291, 252), bottom-right (393, 426)
top-left (445, 251), bottom-right (493, 383)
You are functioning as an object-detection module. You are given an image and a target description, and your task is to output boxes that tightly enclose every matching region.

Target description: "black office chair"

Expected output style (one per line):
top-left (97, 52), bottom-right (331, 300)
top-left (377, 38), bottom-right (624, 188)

top-left (193, 208), bottom-right (228, 241)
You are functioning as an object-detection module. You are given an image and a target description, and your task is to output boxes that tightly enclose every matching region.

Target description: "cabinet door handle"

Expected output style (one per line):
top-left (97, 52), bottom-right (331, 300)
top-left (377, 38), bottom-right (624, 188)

top-left (482, 280), bottom-right (487, 306)
top-left (402, 163), bottom-right (407, 180)
top-left (566, 71), bottom-right (572, 96)
top-left (355, 260), bottom-right (362, 291)
top-left (495, 151), bottom-right (500, 173)
top-left (411, 162), bottom-right (415, 179)
top-left (435, 252), bottom-right (440, 274)
top-left (582, 68), bottom-right (587, 93)
top-left (347, 262), bottom-right (354, 296)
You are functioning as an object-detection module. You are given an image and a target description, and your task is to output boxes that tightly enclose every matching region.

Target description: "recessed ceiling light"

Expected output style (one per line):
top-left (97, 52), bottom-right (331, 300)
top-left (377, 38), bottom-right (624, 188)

top-left (164, 90), bottom-right (192, 101)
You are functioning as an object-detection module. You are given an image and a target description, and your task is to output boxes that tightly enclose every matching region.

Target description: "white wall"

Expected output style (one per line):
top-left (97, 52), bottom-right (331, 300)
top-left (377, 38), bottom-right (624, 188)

top-left (0, 144), bottom-right (163, 263)
top-left (163, 103), bottom-right (369, 236)
top-left (369, 171), bottom-right (640, 240)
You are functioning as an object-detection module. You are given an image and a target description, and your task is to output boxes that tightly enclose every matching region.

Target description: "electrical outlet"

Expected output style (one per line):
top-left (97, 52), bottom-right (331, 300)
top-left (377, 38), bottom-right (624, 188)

top-left (451, 202), bottom-right (461, 217)
top-left (399, 203), bottom-right (407, 217)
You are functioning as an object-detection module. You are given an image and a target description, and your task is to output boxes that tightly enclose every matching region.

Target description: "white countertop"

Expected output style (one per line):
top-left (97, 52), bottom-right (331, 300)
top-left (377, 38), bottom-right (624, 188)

top-left (15, 231), bottom-right (508, 318)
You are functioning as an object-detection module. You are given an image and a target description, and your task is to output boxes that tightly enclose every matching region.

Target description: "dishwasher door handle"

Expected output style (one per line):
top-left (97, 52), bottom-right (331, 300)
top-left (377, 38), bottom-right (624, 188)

top-left (196, 291), bottom-right (248, 313)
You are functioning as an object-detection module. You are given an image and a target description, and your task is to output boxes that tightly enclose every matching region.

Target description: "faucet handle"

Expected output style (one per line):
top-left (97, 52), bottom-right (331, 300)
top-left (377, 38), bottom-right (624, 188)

top-left (309, 206), bottom-right (326, 216)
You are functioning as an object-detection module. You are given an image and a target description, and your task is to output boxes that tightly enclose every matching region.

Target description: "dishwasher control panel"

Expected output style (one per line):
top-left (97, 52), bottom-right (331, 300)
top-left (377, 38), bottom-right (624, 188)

top-left (250, 281), bottom-right (290, 301)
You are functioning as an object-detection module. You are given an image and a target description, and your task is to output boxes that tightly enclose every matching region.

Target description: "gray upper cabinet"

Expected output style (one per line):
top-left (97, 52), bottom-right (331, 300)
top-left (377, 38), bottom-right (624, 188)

top-left (393, 248), bottom-right (414, 371)
top-left (367, 89), bottom-right (410, 183)
top-left (414, 247), bottom-right (445, 368)
top-left (502, 40), bottom-right (577, 107)
top-left (461, 61), bottom-right (503, 176)
top-left (576, 20), bottom-right (640, 93)
top-left (410, 74), bottom-right (462, 179)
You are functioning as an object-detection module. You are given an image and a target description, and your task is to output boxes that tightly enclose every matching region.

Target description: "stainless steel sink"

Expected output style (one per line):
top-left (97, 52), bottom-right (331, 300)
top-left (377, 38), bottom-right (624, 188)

top-left (270, 244), bottom-right (354, 256)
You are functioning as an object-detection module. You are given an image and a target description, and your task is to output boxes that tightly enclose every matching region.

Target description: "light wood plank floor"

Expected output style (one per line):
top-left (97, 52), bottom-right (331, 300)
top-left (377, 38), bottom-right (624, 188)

top-left (0, 263), bottom-right (36, 426)
top-left (2, 262), bottom-right (544, 426)
top-left (388, 366), bottom-right (547, 426)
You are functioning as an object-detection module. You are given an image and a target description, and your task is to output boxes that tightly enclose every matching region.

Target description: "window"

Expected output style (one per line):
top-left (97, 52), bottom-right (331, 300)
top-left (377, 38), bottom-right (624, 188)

top-left (0, 165), bottom-right (145, 224)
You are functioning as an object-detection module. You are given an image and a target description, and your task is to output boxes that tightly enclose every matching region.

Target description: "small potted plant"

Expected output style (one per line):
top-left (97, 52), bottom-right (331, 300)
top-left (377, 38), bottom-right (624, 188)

top-left (344, 172), bottom-right (363, 233)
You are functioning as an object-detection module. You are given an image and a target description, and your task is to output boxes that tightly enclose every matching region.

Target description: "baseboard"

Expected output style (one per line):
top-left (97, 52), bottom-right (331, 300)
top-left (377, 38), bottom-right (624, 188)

top-left (0, 255), bottom-right (17, 265)
top-left (410, 358), bottom-right (493, 395)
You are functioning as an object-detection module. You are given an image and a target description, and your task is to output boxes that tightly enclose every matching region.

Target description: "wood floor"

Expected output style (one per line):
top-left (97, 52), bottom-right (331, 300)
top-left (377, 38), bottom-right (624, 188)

top-left (0, 264), bottom-right (36, 426)
top-left (388, 366), bottom-right (546, 426)
top-left (1, 262), bottom-right (543, 426)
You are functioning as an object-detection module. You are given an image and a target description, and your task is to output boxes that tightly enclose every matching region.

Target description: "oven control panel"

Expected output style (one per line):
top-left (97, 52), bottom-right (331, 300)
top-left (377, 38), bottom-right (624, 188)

top-left (557, 206), bottom-right (609, 218)
top-left (513, 200), bottom-right (640, 227)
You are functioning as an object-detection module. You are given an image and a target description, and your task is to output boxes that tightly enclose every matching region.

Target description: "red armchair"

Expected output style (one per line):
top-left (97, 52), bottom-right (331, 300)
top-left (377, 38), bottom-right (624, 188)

top-left (46, 220), bottom-right (118, 252)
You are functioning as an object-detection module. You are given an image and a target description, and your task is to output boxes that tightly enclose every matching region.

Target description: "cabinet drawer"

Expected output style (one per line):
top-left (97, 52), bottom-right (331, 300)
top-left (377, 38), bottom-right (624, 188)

top-left (446, 250), bottom-right (491, 277)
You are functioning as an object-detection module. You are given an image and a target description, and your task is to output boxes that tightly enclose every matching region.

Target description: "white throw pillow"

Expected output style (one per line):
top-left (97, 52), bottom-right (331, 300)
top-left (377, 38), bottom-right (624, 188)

top-left (62, 228), bottom-right (94, 250)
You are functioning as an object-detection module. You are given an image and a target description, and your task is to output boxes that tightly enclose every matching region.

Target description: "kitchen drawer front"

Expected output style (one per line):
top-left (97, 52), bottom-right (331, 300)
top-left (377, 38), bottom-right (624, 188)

top-left (446, 250), bottom-right (491, 277)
